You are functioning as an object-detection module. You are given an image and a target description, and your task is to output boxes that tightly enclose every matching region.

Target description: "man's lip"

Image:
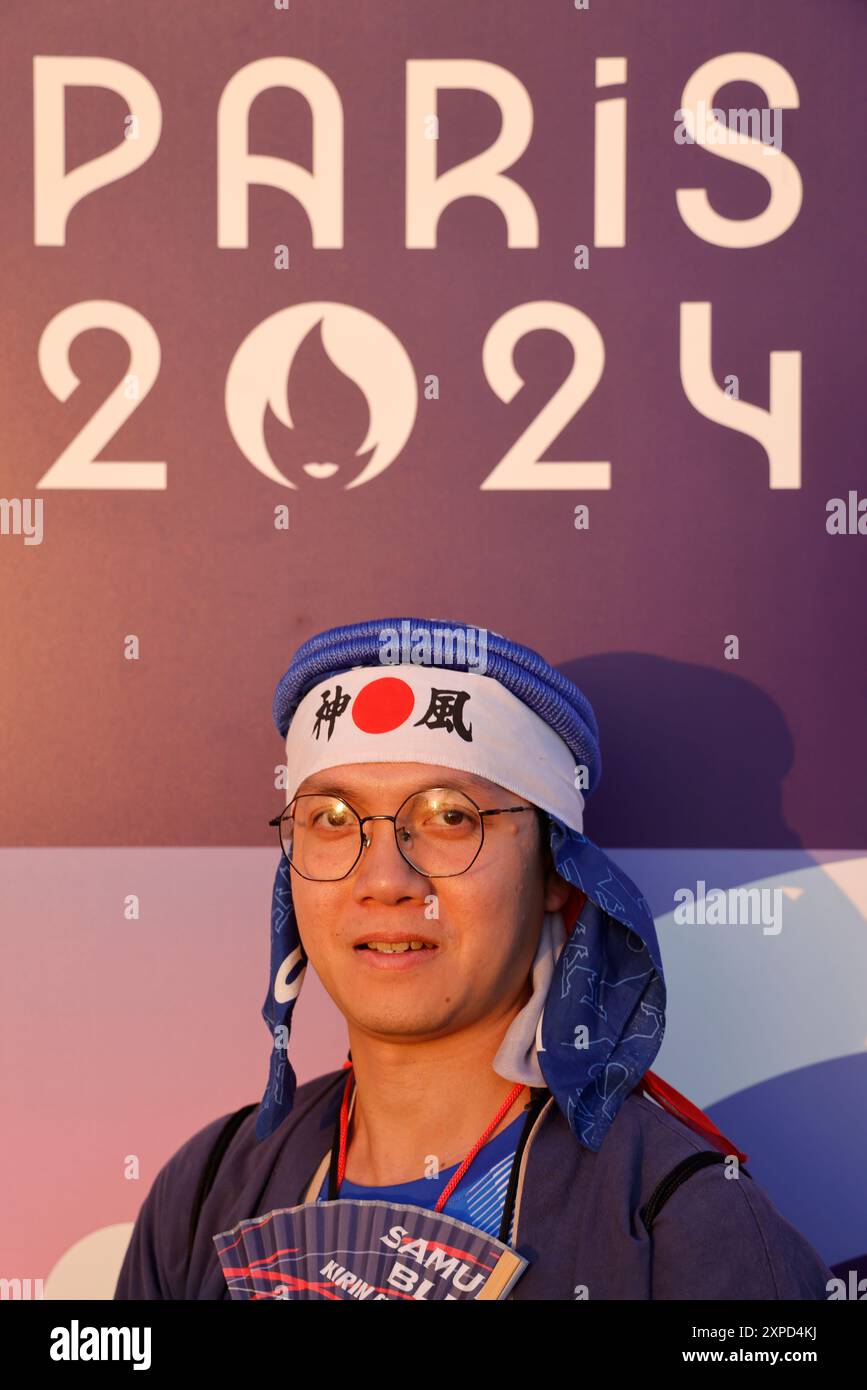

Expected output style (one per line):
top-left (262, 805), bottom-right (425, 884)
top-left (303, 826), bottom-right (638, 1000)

top-left (353, 931), bottom-right (440, 948)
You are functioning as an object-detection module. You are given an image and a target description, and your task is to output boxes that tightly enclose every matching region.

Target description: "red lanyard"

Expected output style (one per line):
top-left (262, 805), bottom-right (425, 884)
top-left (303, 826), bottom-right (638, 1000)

top-left (335, 1064), bottom-right (527, 1213)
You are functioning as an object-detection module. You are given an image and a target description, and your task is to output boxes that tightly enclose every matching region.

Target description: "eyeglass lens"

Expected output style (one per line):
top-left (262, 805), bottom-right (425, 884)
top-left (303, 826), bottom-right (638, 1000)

top-left (279, 789), bottom-right (484, 879)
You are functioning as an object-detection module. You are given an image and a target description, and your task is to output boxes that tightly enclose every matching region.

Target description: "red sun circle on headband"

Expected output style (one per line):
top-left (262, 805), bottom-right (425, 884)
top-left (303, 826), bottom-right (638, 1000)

top-left (351, 677), bottom-right (416, 734)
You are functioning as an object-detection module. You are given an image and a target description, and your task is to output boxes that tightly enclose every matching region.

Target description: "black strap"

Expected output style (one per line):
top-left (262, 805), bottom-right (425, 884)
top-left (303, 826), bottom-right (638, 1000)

top-left (639, 1151), bottom-right (752, 1233)
top-left (187, 1102), bottom-right (258, 1261)
top-left (497, 1087), bottom-right (550, 1243)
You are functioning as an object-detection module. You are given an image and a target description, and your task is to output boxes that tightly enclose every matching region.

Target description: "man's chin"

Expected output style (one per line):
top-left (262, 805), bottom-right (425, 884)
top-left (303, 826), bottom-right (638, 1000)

top-left (340, 1007), bottom-right (463, 1042)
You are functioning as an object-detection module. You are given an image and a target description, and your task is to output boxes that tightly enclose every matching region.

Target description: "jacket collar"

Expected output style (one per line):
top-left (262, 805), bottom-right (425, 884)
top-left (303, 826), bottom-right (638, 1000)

top-left (301, 1083), bottom-right (357, 1201)
top-left (511, 1094), bottom-right (557, 1243)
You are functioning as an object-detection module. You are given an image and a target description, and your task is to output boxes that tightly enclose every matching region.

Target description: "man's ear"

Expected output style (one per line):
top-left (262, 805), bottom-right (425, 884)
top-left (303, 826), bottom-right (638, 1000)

top-left (536, 811), bottom-right (572, 913)
top-left (544, 864), bottom-right (572, 913)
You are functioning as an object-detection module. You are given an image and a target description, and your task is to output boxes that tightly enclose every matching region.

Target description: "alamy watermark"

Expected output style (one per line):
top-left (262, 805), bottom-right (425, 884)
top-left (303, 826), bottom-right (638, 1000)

top-left (674, 101), bottom-right (782, 154)
top-left (377, 621), bottom-right (488, 675)
top-left (674, 881), bottom-right (783, 936)
top-left (826, 1269), bottom-right (867, 1300)
top-left (1, 1276), bottom-right (44, 1298)
top-left (49, 1320), bottom-right (151, 1370)
top-left (0, 498), bottom-right (43, 545)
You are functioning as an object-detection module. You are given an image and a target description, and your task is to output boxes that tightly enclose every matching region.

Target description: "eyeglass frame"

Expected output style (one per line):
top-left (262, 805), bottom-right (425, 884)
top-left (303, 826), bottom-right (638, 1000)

top-left (268, 785), bottom-right (541, 881)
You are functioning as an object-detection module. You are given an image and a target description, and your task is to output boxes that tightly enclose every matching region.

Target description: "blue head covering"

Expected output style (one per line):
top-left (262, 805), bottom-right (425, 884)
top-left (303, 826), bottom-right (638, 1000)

top-left (256, 617), bottom-right (666, 1150)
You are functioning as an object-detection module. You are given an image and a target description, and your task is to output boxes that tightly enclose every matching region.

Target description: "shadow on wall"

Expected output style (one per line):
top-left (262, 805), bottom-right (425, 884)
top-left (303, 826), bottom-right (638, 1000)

top-left (561, 650), bottom-right (803, 849)
top-left (555, 649), bottom-right (864, 1276)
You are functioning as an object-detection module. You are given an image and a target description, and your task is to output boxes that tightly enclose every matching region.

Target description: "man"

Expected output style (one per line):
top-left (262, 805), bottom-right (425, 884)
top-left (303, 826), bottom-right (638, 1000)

top-left (114, 615), bottom-right (834, 1299)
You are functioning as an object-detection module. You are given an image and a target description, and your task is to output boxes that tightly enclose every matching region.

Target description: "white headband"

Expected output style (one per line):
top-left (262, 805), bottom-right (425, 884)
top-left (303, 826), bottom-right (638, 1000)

top-left (283, 663), bottom-right (585, 833)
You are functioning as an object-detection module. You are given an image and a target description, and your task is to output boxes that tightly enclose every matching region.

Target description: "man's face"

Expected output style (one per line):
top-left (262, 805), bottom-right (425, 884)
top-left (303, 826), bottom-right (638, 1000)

top-left (288, 761), bottom-right (573, 1044)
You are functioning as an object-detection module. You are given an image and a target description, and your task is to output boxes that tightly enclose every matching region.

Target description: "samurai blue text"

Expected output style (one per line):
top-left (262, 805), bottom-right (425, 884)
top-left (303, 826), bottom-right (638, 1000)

top-left (313, 1230), bottom-right (490, 1299)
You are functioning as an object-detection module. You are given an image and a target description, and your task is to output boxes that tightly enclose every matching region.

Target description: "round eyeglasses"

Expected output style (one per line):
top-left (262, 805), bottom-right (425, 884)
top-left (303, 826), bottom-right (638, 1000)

top-left (268, 787), bottom-right (538, 881)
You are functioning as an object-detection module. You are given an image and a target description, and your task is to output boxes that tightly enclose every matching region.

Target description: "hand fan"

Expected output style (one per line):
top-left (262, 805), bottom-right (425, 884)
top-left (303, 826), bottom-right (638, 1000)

top-left (213, 1198), bottom-right (529, 1300)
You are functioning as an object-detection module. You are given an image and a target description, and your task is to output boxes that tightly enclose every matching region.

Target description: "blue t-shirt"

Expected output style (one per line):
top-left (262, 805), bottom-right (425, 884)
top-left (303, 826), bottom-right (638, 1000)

top-left (317, 1110), bottom-right (526, 1241)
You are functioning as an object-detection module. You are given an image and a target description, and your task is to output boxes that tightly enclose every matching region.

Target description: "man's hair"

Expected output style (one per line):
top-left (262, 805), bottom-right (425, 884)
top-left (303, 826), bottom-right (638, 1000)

top-left (535, 807), bottom-right (553, 866)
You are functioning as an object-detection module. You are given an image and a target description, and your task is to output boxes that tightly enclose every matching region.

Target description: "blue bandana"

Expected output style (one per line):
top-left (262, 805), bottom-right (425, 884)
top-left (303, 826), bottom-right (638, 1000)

top-left (256, 617), bottom-right (666, 1152)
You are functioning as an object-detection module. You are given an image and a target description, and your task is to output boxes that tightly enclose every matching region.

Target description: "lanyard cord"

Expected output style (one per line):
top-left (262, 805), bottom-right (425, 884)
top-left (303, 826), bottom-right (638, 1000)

top-left (327, 1063), bottom-right (545, 1228)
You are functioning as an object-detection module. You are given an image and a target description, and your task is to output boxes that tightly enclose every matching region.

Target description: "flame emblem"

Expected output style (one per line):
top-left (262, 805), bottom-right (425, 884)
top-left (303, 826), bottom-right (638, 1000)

top-left (226, 302), bottom-right (417, 488)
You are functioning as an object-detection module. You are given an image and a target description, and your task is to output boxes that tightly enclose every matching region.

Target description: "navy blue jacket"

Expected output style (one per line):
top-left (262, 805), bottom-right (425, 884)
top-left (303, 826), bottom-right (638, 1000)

top-left (114, 1067), bottom-right (834, 1300)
